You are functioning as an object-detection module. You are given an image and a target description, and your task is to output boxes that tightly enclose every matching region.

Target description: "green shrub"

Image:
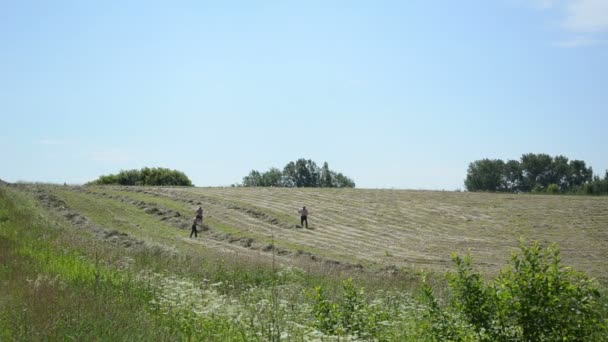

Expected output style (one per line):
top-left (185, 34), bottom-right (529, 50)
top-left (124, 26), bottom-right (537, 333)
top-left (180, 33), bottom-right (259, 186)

top-left (311, 278), bottom-right (392, 338)
top-left (88, 167), bottom-right (193, 186)
top-left (546, 183), bottom-right (560, 194)
top-left (531, 184), bottom-right (544, 193)
top-left (421, 239), bottom-right (608, 341)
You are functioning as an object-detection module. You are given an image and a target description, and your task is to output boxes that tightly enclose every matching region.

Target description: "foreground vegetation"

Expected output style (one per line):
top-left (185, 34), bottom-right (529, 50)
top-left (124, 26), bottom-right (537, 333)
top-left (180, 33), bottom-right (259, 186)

top-left (1, 184), bottom-right (607, 340)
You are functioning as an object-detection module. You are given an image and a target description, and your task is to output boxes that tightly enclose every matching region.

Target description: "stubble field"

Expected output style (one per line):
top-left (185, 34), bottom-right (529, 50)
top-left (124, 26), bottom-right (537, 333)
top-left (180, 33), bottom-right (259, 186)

top-left (3, 183), bottom-right (608, 340)
top-left (27, 184), bottom-right (608, 279)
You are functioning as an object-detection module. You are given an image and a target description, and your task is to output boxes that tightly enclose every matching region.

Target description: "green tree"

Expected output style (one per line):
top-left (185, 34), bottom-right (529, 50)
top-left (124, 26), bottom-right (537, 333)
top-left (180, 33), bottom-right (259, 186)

top-left (502, 160), bottom-right (523, 192)
top-left (520, 153), bottom-right (553, 191)
top-left (332, 172), bottom-right (355, 188)
top-left (242, 170), bottom-right (263, 187)
top-left (464, 159), bottom-right (505, 192)
top-left (243, 159), bottom-right (355, 188)
top-left (262, 168), bottom-right (283, 187)
top-left (568, 159), bottom-right (593, 190)
top-left (281, 162), bottom-right (297, 187)
top-left (321, 162), bottom-right (333, 188)
top-left (549, 155), bottom-right (570, 190)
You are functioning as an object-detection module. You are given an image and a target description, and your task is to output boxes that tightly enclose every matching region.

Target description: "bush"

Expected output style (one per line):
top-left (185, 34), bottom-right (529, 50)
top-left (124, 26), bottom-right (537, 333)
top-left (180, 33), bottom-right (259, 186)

top-left (546, 183), bottom-right (560, 194)
top-left (311, 278), bottom-right (391, 338)
top-left (421, 239), bottom-right (608, 341)
top-left (531, 184), bottom-right (544, 193)
top-left (88, 168), bottom-right (193, 186)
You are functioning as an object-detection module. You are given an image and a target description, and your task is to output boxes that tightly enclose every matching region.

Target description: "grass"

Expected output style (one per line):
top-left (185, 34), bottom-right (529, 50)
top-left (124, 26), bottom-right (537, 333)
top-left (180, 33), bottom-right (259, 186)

top-left (2, 183), bottom-right (607, 340)
top-left (1, 185), bottom-right (423, 340)
top-left (85, 185), bottom-right (608, 280)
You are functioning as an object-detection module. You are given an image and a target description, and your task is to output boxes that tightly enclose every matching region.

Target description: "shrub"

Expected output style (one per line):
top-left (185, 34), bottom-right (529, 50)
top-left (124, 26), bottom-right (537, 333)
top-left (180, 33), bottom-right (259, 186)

top-left (421, 239), bottom-right (608, 341)
top-left (311, 278), bottom-right (391, 338)
top-left (531, 184), bottom-right (544, 193)
top-left (546, 183), bottom-right (560, 194)
top-left (88, 168), bottom-right (193, 186)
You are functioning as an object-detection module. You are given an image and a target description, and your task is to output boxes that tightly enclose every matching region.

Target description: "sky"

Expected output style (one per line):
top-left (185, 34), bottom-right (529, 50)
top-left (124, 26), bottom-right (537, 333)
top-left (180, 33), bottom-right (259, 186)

top-left (1, 0), bottom-right (607, 189)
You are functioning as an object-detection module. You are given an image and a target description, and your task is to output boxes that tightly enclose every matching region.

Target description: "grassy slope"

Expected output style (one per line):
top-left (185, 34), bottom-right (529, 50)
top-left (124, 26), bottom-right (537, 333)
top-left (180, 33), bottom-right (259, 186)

top-left (103, 185), bottom-right (608, 279)
top-left (0, 185), bottom-right (418, 340)
top-left (2, 183), bottom-right (608, 340)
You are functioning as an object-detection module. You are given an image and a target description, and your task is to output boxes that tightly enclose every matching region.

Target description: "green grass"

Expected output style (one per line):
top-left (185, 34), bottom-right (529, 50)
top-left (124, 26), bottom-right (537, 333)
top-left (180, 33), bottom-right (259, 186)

top-left (71, 186), bottom-right (350, 262)
top-left (1, 185), bottom-right (423, 340)
top-left (2, 183), bottom-right (607, 341)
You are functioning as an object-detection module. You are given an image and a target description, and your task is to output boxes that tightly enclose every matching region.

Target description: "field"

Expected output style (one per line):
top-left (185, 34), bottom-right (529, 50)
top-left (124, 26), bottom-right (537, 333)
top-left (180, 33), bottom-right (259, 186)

top-left (25, 184), bottom-right (608, 276)
top-left (1, 183), bottom-right (607, 340)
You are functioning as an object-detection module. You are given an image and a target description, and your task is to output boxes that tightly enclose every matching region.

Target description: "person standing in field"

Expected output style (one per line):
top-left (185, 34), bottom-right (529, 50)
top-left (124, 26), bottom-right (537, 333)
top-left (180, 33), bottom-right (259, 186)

top-left (190, 218), bottom-right (198, 238)
top-left (195, 206), bottom-right (203, 225)
top-left (298, 206), bottom-right (309, 228)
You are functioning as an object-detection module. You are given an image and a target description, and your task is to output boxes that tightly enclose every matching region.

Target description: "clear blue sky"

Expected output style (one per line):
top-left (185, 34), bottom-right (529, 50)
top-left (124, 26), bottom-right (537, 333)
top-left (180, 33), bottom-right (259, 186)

top-left (1, 0), bottom-right (607, 189)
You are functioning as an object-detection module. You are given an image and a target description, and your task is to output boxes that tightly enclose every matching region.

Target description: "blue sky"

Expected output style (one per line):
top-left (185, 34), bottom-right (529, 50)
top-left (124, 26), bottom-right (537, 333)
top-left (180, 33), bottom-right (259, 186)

top-left (1, 0), bottom-right (607, 189)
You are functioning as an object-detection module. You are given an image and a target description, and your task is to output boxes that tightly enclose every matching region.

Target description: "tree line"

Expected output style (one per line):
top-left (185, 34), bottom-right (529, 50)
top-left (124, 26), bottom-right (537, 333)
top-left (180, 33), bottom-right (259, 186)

top-left (241, 158), bottom-right (355, 188)
top-left (88, 167), bottom-right (193, 186)
top-left (464, 153), bottom-right (608, 194)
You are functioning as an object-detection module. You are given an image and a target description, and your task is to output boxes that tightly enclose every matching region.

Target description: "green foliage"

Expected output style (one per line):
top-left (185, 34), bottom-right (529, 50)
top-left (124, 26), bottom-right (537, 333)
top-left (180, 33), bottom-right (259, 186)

top-left (464, 159), bottom-right (506, 192)
top-left (465, 153), bottom-right (598, 194)
top-left (418, 277), bottom-right (477, 341)
top-left (531, 184), bottom-right (544, 193)
top-left (88, 167), bottom-right (193, 186)
top-left (421, 240), bottom-right (608, 341)
top-left (546, 183), bottom-right (560, 194)
top-left (4, 183), bottom-right (607, 341)
top-left (242, 158), bottom-right (355, 188)
top-left (447, 254), bottom-right (496, 337)
top-left (311, 278), bottom-right (392, 338)
top-left (580, 172), bottom-right (608, 195)
top-left (312, 285), bottom-right (341, 333)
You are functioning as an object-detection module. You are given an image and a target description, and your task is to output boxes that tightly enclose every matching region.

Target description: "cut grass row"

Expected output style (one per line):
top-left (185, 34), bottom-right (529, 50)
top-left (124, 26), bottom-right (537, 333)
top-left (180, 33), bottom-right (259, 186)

top-left (76, 186), bottom-right (357, 264)
top-left (175, 187), bottom-right (608, 279)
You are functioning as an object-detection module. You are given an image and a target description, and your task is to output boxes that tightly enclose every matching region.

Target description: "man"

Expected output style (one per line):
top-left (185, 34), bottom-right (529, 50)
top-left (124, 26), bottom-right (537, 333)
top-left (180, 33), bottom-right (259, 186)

top-left (190, 218), bottom-right (198, 238)
top-left (195, 206), bottom-right (203, 225)
top-left (298, 206), bottom-right (309, 228)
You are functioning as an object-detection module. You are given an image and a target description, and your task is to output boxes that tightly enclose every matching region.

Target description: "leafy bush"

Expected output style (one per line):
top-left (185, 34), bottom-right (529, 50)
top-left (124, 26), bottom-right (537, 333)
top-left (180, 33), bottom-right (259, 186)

top-left (88, 167), bottom-right (193, 186)
top-left (531, 184), bottom-right (544, 193)
top-left (580, 173), bottom-right (608, 195)
top-left (546, 183), bottom-right (560, 194)
top-left (421, 239), bottom-right (608, 341)
top-left (311, 278), bottom-right (391, 338)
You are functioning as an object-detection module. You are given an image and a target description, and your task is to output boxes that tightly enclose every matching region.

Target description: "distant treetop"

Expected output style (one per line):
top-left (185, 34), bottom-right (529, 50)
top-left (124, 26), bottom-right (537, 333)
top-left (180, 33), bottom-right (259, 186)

top-left (464, 153), bottom-right (607, 195)
top-left (88, 167), bottom-right (193, 186)
top-left (241, 159), bottom-right (355, 188)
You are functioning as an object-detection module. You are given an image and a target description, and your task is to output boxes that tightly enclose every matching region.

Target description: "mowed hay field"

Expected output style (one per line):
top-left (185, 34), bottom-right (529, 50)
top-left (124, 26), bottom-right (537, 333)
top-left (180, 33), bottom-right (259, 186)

top-left (28, 184), bottom-right (608, 280)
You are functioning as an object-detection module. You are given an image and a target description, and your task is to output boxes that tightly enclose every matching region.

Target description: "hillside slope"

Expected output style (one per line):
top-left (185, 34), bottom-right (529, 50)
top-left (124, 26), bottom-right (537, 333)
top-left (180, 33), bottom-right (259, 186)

top-left (15, 184), bottom-right (608, 279)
